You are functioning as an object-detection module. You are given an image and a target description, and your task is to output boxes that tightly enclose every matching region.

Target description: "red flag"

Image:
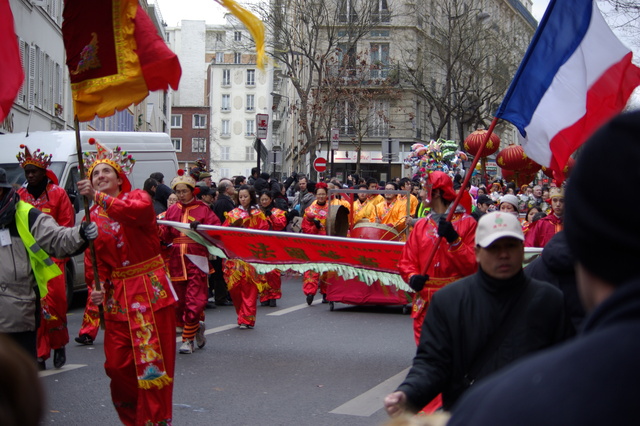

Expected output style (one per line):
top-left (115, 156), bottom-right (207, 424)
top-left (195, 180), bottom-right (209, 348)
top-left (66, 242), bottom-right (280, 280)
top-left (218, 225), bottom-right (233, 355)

top-left (62, 0), bottom-right (181, 122)
top-left (0, 0), bottom-right (25, 122)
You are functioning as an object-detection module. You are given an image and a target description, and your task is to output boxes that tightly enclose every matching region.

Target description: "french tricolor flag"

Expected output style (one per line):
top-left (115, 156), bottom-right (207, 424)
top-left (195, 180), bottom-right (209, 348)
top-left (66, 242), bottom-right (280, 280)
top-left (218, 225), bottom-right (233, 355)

top-left (495, 0), bottom-right (640, 179)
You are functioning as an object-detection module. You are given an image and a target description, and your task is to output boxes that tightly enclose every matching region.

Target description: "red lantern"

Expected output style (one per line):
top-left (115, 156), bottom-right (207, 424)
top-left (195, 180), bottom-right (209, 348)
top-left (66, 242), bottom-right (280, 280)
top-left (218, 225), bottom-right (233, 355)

top-left (497, 144), bottom-right (534, 171)
top-left (542, 156), bottom-right (575, 178)
top-left (501, 168), bottom-right (537, 187)
top-left (463, 129), bottom-right (500, 157)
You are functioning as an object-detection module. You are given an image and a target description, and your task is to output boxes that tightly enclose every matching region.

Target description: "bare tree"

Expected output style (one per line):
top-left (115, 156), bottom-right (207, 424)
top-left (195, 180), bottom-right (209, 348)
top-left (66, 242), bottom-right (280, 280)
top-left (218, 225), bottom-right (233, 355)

top-left (599, 0), bottom-right (640, 48)
top-left (397, 0), bottom-right (531, 145)
top-left (258, 0), bottom-right (386, 179)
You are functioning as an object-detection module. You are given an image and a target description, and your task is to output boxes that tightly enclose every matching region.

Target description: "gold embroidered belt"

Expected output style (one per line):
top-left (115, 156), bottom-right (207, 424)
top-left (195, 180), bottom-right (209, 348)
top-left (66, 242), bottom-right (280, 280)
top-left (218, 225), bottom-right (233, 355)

top-left (112, 255), bottom-right (165, 279)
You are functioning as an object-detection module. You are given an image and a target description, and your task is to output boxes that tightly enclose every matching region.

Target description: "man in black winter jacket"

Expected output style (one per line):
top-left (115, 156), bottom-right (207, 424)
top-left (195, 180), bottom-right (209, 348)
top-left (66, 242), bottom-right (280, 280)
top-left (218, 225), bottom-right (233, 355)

top-left (449, 111), bottom-right (640, 426)
top-left (384, 211), bottom-right (573, 416)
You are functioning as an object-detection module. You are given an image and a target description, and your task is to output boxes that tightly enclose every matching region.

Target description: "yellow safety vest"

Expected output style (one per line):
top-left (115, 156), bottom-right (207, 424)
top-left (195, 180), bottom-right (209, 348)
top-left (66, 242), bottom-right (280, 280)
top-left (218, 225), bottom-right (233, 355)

top-left (14, 201), bottom-right (63, 298)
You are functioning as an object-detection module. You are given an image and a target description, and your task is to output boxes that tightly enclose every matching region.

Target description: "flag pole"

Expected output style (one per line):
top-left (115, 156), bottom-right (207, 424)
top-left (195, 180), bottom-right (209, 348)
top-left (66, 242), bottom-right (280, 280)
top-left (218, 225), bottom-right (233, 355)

top-left (74, 116), bottom-right (105, 329)
top-left (421, 116), bottom-right (500, 275)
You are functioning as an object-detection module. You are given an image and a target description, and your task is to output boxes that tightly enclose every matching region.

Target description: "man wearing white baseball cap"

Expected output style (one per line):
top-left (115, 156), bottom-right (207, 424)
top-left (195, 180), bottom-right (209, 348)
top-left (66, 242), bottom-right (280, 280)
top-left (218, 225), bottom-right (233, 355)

top-left (384, 211), bottom-right (573, 417)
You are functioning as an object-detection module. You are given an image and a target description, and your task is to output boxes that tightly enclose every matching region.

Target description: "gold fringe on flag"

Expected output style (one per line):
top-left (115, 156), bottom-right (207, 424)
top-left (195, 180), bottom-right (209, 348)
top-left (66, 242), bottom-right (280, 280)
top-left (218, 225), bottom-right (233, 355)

top-left (216, 0), bottom-right (265, 69)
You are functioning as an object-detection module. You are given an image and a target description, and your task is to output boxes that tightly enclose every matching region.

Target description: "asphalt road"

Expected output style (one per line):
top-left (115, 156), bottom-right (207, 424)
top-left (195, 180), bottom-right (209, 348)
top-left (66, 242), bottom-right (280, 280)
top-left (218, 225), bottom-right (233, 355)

top-left (40, 275), bottom-right (416, 425)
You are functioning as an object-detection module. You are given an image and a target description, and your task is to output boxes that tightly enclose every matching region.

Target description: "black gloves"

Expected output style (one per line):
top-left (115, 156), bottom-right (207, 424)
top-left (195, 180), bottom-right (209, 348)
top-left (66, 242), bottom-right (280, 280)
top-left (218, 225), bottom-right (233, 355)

top-left (313, 219), bottom-right (322, 229)
top-left (80, 222), bottom-right (99, 241)
top-left (409, 274), bottom-right (429, 292)
top-left (190, 220), bottom-right (201, 230)
top-left (437, 217), bottom-right (459, 244)
top-left (291, 171), bottom-right (298, 179)
top-left (264, 209), bottom-right (272, 217)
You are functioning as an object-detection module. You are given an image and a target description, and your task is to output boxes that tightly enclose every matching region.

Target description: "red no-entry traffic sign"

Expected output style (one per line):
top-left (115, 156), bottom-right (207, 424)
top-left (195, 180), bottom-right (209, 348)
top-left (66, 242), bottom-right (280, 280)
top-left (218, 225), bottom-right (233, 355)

top-left (313, 157), bottom-right (327, 173)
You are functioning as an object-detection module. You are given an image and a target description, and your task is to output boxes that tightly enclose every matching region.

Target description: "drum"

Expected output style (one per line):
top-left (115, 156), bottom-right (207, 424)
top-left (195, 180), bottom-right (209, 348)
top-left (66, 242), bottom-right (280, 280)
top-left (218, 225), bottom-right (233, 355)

top-left (326, 205), bottom-right (350, 237)
top-left (351, 222), bottom-right (401, 241)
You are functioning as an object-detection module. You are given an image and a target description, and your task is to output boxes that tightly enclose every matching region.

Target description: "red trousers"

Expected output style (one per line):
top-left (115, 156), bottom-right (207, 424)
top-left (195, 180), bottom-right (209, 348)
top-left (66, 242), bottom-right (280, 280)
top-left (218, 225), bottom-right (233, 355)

top-left (228, 278), bottom-right (258, 327)
top-left (173, 267), bottom-right (208, 328)
top-left (302, 271), bottom-right (328, 296)
top-left (259, 270), bottom-right (282, 302)
top-left (37, 260), bottom-right (69, 359)
top-left (78, 285), bottom-right (100, 340)
top-left (104, 306), bottom-right (176, 426)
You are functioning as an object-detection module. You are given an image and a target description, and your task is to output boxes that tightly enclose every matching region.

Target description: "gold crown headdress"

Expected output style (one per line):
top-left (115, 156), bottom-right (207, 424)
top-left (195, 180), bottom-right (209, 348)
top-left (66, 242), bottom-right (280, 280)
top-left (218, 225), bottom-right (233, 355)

top-left (83, 137), bottom-right (136, 178)
top-left (17, 144), bottom-right (53, 169)
top-left (170, 169), bottom-right (196, 190)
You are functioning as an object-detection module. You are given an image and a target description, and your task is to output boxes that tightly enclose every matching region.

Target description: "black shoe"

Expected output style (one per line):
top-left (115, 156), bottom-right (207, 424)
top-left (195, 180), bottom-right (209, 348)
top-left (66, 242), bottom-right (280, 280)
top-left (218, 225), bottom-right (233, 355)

top-left (214, 301), bottom-right (233, 306)
top-left (322, 294), bottom-right (329, 304)
top-left (306, 294), bottom-right (314, 305)
top-left (205, 302), bottom-right (217, 309)
top-left (74, 334), bottom-right (93, 346)
top-left (53, 347), bottom-right (66, 368)
top-left (269, 299), bottom-right (277, 307)
top-left (37, 360), bottom-right (46, 371)
top-left (260, 301), bottom-right (270, 306)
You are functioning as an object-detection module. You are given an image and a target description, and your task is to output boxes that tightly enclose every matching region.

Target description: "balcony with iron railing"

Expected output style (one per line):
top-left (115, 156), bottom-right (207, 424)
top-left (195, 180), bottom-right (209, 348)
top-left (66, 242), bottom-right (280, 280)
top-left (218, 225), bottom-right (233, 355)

top-left (325, 64), bottom-right (399, 86)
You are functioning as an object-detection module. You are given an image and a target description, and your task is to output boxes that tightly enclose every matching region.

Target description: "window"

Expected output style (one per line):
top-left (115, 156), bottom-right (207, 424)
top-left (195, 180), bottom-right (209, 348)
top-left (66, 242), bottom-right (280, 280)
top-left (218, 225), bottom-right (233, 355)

top-left (337, 43), bottom-right (357, 72)
top-left (234, 52), bottom-right (241, 64)
top-left (221, 120), bottom-right (230, 136)
top-left (337, 101), bottom-right (356, 136)
top-left (171, 138), bottom-right (182, 152)
top-left (193, 114), bottom-right (207, 129)
top-left (371, 0), bottom-right (390, 22)
top-left (192, 138), bottom-right (207, 153)
top-left (234, 31), bottom-right (242, 41)
top-left (245, 119), bottom-right (255, 137)
top-left (339, 0), bottom-right (357, 22)
top-left (220, 146), bottom-right (230, 161)
top-left (171, 114), bottom-right (182, 128)
top-left (370, 43), bottom-right (390, 78)
top-left (216, 33), bottom-right (223, 42)
top-left (222, 69), bottom-right (231, 86)
top-left (246, 94), bottom-right (255, 111)
top-left (245, 146), bottom-right (255, 161)
top-left (216, 52), bottom-right (224, 63)
top-left (220, 168), bottom-right (230, 178)
top-left (246, 69), bottom-right (255, 86)
top-left (221, 94), bottom-right (230, 111)
top-left (369, 100), bottom-right (389, 137)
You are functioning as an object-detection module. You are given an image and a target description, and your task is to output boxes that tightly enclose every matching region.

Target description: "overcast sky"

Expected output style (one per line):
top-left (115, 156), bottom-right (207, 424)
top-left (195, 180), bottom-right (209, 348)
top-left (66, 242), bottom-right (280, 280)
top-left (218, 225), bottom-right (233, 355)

top-left (155, 0), bottom-right (552, 27)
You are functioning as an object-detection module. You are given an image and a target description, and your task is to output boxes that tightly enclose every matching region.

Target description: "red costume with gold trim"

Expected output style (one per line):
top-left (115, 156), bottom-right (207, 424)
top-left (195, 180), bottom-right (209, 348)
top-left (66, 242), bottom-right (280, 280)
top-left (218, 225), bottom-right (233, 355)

top-left (223, 206), bottom-right (269, 326)
top-left (84, 189), bottom-right (177, 425)
top-left (18, 182), bottom-right (75, 361)
top-left (259, 207), bottom-right (287, 303)
top-left (398, 211), bottom-right (477, 344)
top-left (302, 201), bottom-right (330, 297)
top-left (524, 213), bottom-right (563, 248)
top-left (161, 198), bottom-right (220, 331)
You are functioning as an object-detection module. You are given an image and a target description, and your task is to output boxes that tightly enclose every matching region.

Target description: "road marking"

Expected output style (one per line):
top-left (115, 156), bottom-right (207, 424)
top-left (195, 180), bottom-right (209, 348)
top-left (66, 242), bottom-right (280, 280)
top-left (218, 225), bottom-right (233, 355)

top-left (329, 367), bottom-right (410, 417)
top-left (39, 364), bottom-right (87, 378)
top-left (267, 298), bottom-right (323, 316)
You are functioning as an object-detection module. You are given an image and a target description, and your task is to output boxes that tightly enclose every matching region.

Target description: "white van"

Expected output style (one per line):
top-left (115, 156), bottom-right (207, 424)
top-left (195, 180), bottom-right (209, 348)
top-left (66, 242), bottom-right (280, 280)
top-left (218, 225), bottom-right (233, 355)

top-left (0, 131), bottom-right (179, 306)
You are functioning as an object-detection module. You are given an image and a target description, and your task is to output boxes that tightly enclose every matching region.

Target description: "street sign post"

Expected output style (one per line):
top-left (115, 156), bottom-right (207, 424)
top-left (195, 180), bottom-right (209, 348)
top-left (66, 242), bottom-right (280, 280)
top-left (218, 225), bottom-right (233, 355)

top-left (256, 114), bottom-right (269, 139)
top-left (313, 157), bottom-right (327, 173)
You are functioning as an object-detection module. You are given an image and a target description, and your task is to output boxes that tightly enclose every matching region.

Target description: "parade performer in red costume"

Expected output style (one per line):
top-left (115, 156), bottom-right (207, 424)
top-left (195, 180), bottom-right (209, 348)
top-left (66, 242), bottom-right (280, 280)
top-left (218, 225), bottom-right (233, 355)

top-left (398, 172), bottom-right (477, 345)
top-left (525, 187), bottom-right (564, 248)
top-left (17, 145), bottom-right (75, 370)
top-left (77, 138), bottom-right (177, 426)
top-left (301, 182), bottom-right (330, 305)
top-left (258, 189), bottom-right (287, 307)
top-left (161, 170), bottom-right (220, 354)
top-left (222, 185), bottom-right (269, 328)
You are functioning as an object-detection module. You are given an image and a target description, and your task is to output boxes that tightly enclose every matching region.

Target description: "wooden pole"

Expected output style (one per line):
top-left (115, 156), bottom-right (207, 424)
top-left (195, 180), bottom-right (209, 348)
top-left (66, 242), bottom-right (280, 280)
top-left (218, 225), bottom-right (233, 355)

top-left (74, 116), bottom-right (105, 329)
top-left (421, 117), bottom-right (500, 275)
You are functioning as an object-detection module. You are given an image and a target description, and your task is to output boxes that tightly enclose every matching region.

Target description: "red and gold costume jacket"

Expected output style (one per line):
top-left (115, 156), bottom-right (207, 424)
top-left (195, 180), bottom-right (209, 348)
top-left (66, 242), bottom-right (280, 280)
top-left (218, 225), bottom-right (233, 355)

top-left (264, 207), bottom-right (287, 231)
top-left (18, 182), bottom-right (75, 228)
top-left (85, 190), bottom-right (176, 322)
top-left (161, 198), bottom-right (220, 281)
top-left (222, 206), bottom-right (269, 290)
top-left (524, 213), bottom-right (563, 248)
top-left (302, 201), bottom-right (329, 235)
top-left (398, 212), bottom-right (478, 317)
